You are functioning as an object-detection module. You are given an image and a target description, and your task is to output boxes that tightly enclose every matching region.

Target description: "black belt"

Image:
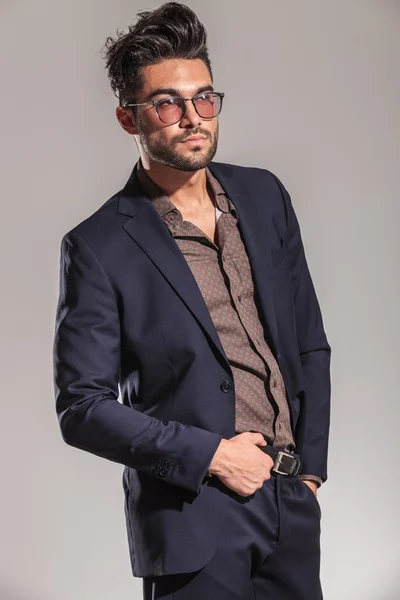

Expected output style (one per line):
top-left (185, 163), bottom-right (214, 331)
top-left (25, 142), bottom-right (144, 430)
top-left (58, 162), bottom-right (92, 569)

top-left (260, 444), bottom-right (302, 477)
top-left (245, 431), bottom-right (302, 477)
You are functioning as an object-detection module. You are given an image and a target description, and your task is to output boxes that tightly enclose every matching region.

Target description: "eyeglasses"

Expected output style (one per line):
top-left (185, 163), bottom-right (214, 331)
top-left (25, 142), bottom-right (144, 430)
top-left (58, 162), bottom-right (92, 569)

top-left (124, 91), bottom-right (225, 125)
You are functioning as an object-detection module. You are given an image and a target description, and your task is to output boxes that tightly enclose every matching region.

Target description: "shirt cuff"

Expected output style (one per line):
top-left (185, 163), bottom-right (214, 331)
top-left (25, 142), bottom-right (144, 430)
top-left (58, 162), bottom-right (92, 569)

top-left (298, 474), bottom-right (322, 488)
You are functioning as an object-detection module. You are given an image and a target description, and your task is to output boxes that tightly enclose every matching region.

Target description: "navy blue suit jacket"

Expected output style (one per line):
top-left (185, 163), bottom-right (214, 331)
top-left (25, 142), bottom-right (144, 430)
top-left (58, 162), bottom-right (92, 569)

top-left (53, 160), bottom-right (331, 577)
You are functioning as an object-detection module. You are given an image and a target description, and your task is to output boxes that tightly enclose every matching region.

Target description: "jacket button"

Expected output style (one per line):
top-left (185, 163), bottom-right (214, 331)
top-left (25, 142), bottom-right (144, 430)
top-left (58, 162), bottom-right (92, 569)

top-left (158, 467), bottom-right (168, 477)
top-left (220, 380), bottom-right (233, 393)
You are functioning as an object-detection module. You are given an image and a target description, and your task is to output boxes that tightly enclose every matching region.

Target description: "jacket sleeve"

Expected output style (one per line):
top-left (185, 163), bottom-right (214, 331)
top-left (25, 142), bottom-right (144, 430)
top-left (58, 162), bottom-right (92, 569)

top-left (272, 175), bottom-right (332, 483)
top-left (52, 231), bottom-right (223, 495)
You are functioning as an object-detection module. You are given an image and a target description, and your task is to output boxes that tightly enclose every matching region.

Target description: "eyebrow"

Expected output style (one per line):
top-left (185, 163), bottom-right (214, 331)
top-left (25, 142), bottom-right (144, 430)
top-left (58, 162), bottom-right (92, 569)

top-left (145, 84), bottom-right (215, 102)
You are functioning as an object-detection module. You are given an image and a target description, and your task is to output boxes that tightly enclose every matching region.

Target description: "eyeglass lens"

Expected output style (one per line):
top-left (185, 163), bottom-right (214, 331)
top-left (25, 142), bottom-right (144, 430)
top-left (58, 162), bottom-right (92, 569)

top-left (156, 93), bottom-right (222, 124)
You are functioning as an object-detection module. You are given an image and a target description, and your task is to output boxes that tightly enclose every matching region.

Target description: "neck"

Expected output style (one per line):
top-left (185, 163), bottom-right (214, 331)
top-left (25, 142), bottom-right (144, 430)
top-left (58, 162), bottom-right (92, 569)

top-left (139, 156), bottom-right (211, 213)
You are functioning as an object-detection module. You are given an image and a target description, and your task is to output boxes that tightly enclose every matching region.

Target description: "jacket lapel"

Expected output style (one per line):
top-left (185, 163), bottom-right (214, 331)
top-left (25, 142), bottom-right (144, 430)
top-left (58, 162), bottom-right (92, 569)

top-left (117, 161), bottom-right (279, 374)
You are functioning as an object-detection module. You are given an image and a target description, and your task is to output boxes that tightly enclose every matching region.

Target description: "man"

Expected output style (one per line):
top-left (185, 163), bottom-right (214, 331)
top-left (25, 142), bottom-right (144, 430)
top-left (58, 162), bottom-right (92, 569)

top-left (53, 2), bottom-right (331, 598)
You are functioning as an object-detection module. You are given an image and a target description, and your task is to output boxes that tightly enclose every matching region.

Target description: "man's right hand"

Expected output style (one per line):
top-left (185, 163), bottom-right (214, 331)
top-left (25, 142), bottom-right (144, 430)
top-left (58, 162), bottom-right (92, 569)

top-left (207, 432), bottom-right (275, 497)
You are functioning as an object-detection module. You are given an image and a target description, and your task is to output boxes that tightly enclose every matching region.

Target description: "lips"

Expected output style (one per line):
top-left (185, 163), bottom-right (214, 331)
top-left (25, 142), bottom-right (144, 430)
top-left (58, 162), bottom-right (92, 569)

top-left (181, 136), bottom-right (207, 143)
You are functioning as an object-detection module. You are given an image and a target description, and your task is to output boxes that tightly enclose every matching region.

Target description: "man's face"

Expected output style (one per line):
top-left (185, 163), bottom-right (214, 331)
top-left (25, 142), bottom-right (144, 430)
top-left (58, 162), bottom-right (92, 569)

top-left (128, 58), bottom-right (219, 172)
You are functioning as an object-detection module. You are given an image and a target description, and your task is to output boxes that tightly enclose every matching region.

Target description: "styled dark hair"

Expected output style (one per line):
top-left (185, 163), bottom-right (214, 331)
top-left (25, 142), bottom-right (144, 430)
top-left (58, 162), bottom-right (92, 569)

top-left (101, 2), bottom-right (213, 109)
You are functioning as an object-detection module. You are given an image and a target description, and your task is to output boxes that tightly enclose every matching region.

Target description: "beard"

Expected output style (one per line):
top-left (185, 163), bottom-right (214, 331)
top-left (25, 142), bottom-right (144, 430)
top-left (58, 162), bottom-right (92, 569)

top-left (136, 120), bottom-right (219, 172)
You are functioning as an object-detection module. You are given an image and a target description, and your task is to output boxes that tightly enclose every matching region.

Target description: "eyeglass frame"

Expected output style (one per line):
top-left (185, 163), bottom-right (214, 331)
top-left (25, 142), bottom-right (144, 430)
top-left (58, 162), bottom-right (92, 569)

top-left (123, 91), bottom-right (225, 124)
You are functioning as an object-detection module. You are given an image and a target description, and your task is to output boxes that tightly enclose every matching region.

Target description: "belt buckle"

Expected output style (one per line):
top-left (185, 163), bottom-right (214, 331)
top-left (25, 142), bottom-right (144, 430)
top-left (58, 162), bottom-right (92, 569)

top-left (273, 451), bottom-right (301, 476)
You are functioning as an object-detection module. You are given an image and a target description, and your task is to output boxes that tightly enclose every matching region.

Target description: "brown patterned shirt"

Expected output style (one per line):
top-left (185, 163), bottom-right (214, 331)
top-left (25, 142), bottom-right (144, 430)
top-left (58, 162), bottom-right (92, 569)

top-left (135, 158), bottom-right (321, 486)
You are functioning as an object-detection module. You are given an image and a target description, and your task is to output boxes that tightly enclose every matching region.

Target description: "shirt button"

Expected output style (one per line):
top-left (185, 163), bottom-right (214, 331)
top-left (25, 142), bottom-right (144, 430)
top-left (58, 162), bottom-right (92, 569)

top-left (220, 381), bottom-right (233, 393)
top-left (273, 379), bottom-right (277, 388)
top-left (238, 294), bottom-right (242, 302)
top-left (257, 338), bottom-right (262, 345)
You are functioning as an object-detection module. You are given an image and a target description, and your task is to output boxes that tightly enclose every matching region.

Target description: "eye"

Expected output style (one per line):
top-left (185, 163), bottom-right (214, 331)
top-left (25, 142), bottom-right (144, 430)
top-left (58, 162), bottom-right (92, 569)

top-left (157, 97), bottom-right (180, 107)
top-left (195, 93), bottom-right (214, 103)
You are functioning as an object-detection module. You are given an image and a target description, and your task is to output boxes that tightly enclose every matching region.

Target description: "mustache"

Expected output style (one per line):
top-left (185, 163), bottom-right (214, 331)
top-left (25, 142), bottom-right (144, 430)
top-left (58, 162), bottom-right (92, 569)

top-left (176, 130), bottom-right (212, 143)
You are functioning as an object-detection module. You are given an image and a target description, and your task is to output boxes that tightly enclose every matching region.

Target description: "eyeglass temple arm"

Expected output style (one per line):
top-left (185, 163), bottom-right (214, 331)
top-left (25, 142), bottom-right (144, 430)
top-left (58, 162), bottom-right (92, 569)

top-left (125, 99), bottom-right (194, 107)
top-left (125, 101), bottom-right (153, 107)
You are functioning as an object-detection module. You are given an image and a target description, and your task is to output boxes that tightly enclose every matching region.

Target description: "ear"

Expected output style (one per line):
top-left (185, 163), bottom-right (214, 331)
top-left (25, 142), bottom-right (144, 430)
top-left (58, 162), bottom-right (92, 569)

top-left (115, 106), bottom-right (138, 135)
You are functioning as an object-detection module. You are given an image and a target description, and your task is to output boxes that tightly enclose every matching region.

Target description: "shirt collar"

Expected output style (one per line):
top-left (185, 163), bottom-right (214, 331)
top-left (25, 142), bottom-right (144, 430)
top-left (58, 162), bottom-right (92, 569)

top-left (135, 157), bottom-right (237, 220)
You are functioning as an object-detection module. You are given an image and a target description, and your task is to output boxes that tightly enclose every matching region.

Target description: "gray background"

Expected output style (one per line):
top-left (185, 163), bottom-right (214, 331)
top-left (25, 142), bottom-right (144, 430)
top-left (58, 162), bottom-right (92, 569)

top-left (1, 1), bottom-right (399, 598)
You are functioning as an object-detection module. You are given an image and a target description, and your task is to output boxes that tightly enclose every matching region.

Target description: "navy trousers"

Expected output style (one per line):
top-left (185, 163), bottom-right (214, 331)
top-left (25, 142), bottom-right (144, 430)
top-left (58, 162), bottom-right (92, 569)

top-left (142, 471), bottom-right (323, 599)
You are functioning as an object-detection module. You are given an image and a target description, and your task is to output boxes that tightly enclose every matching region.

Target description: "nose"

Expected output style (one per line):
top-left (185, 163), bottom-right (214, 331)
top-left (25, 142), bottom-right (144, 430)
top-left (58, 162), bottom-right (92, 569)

top-left (179, 98), bottom-right (203, 128)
